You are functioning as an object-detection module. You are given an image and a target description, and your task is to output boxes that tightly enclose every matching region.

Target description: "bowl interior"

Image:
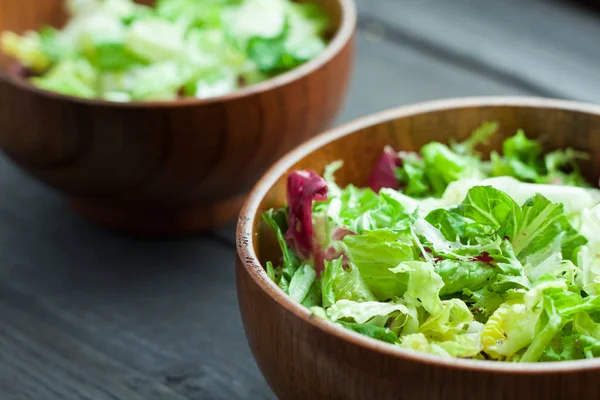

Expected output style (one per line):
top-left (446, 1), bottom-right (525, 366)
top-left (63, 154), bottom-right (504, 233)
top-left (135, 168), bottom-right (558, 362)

top-left (249, 98), bottom-right (600, 296)
top-left (0, 0), bottom-right (345, 69)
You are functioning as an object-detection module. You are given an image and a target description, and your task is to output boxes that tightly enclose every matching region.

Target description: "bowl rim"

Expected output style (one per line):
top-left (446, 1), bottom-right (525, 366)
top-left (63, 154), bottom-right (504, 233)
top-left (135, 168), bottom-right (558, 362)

top-left (237, 96), bottom-right (600, 374)
top-left (0, 0), bottom-right (356, 108)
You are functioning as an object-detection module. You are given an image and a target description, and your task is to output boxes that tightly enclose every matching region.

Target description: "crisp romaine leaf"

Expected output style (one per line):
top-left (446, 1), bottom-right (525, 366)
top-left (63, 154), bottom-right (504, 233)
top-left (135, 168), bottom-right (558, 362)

top-left (155, 0), bottom-right (229, 29)
top-left (337, 321), bottom-right (399, 344)
top-left (445, 176), bottom-right (600, 217)
top-left (30, 58), bottom-right (97, 98)
top-left (287, 1), bottom-right (330, 37)
top-left (578, 242), bottom-right (600, 296)
top-left (1, 31), bottom-right (53, 73)
top-left (343, 230), bottom-right (416, 300)
top-left (102, 0), bottom-right (154, 24)
top-left (266, 261), bottom-right (277, 282)
top-left (416, 298), bottom-right (484, 357)
top-left (394, 152), bottom-right (430, 198)
top-left (322, 160), bottom-right (344, 197)
top-left (126, 18), bottom-right (185, 62)
top-left (247, 24), bottom-right (290, 73)
top-left (390, 261), bottom-right (444, 315)
top-left (262, 208), bottom-right (300, 282)
top-left (184, 69), bottom-right (238, 99)
top-left (489, 240), bottom-right (530, 292)
top-left (62, 9), bottom-right (126, 51)
top-left (540, 333), bottom-right (600, 361)
top-left (544, 148), bottom-right (589, 187)
top-left (85, 41), bottom-right (146, 70)
top-left (398, 333), bottom-right (452, 358)
top-left (301, 279), bottom-right (321, 307)
top-left (435, 322), bottom-right (484, 358)
top-left (425, 208), bottom-right (491, 243)
top-left (288, 264), bottom-right (316, 303)
top-left (463, 287), bottom-right (506, 320)
top-left (455, 186), bottom-right (519, 230)
top-left (38, 26), bottom-right (76, 63)
top-left (499, 193), bottom-right (587, 263)
top-left (436, 259), bottom-right (496, 296)
top-left (479, 282), bottom-right (558, 361)
top-left (412, 216), bottom-right (501, 262)
top-left (573, 312), bottom-right (600, 339)
top-left (324, 185), bottom-right (411, 235)
top-left (520, 285), bottom-right (600, 362)
top-left (284, 34), bottom-right (325, 65)
top-left (224, 0), bottom-right (287, 46)
top-left (579, 204), bottom-right (600, 244)
top-left (481, 299), bottom-right (540, 360)
top-left (129, 61), bottom-right (186, 100)
top-left (321, 257), bottom-right (338, 308)
top-left (321, 257), bottom-right (376, 307)
top-left (326, 299), bottom-right (410, 324)
top-left (419, 298), bottom-right (474, 339)
top-left (489, 129), bottom-right (544, 183)
top-left (503, 129), bottom-right (543, 162)
top-left (246, 12), bottom-right (326, 75)
top-left (421, 142), bottom-right (482, 197)
top-left (450, 121), bottom-right (498, 156)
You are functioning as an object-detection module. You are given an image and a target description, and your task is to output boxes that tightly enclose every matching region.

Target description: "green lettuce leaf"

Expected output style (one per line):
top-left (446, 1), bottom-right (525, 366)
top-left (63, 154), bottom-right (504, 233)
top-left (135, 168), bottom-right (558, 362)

top-left (262, 208), bottom-right (300, 285)
top-left (421, 142), bottom-right (482, 197)
top-left (499, 193), bottom-right (587, 263)
top-left (436, 259), bottom-right (496, 296)
top-left (288, 264), bottom-right (316, 303)
top-left (520, 285), bottom-right (600, 362)
top-left (455, 186), bottom-right (519, 229)
top-left (327, 299), bottom-right (410, 324)
top-left (337, 321), bottom-right (399, 344)
top-left (390, 261), bottom-right (444, 315)
top-left (321, 257), bottom-right (376, 308)
top-left (343, 230), bottom-right (416, 300)
top-left (30, 58), bottom-right (97, 98)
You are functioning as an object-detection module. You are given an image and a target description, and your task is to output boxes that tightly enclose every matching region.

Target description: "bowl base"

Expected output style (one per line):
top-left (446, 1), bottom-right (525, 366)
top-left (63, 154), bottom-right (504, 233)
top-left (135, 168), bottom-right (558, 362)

top-left (68, 194), bottom-right (246, 236)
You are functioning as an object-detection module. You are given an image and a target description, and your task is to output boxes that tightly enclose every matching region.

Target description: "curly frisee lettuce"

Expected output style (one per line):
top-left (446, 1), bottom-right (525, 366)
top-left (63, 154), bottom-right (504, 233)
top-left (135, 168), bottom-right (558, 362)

top-left (1, 0), bottom-right (330, 101)
top-left (262, 122), bottom-right (600, 362)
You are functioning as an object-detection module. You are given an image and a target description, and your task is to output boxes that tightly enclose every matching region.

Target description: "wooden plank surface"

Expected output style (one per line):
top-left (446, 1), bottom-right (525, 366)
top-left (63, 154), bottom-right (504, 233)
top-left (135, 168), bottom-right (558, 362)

top-left (355, 0), bottom-right (600, 102)
top-left (0, 1), bottom-right (597, 399)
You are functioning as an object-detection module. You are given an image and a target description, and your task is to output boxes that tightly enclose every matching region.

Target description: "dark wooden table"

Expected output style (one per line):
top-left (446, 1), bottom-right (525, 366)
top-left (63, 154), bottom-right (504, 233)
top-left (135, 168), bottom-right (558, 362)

top-left (2, 1), bottom-right (600, 399)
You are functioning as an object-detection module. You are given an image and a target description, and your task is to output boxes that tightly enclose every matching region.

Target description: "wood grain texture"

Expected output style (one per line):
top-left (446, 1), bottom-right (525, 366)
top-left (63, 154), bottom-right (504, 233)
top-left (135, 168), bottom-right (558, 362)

top-left (237, 97), bottom-right (600, 400)
top-left (0, 154), bottom-right (272, 400)
top-left (0, 0), bottom-right (356, 235)
top-left (355, 0), bottom-right (600, 103)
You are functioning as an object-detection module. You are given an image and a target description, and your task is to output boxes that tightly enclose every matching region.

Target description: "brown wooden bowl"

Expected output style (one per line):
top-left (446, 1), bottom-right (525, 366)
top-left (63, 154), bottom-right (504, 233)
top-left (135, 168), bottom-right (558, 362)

top-left (237, 97), bottom-right (600, 400)
top-left (0, 0), bottom-right (356, 235)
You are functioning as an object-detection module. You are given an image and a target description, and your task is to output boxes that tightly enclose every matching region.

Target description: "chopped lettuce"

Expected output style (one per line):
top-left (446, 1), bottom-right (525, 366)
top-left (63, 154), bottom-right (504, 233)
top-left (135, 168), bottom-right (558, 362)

top-left (263, 122), bottom-right (600, 362)
top-left (1, 0), bottom-right (330, 101)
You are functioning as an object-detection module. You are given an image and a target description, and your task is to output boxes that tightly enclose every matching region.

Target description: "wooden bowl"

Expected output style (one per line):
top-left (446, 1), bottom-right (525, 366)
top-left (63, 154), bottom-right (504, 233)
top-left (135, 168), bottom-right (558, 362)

top-left (237, 97), bottom-right (600, 400)
top-left (0, 0), bottom-right (356, 235)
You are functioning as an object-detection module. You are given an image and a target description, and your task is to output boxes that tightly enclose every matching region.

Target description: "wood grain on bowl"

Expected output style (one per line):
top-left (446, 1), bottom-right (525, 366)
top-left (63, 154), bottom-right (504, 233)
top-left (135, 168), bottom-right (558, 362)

top-left (0, 0), bottom-right (356, 235)
top-left (237, 97), bottom-right (600, 400)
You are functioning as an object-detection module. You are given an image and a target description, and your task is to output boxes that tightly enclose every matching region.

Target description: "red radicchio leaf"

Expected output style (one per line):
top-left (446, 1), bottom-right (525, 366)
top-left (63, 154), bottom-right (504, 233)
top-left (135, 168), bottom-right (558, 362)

top-left (8, 62), bottom-right (34, 79)
top-left (285, 170), bottom-right (328, 261)
top-left (472, 252), bottom-right (494, 264)
top-left (331, 226), bottom-right (355, 241)
top-left (367, 145), bottom-right (402, 193)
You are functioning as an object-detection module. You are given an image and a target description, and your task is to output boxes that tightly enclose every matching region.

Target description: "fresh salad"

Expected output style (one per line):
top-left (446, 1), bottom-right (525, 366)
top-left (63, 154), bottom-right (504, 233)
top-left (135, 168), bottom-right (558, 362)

top-left (262, 122), bottom-right (600, 362)
top-left (1, 0), bottom-right (330, 101)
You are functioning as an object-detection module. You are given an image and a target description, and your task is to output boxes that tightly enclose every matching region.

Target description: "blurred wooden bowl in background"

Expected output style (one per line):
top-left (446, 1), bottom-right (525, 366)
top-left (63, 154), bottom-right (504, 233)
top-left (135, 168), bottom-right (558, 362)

top-left (0, 0), bottom-right (356, 235)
